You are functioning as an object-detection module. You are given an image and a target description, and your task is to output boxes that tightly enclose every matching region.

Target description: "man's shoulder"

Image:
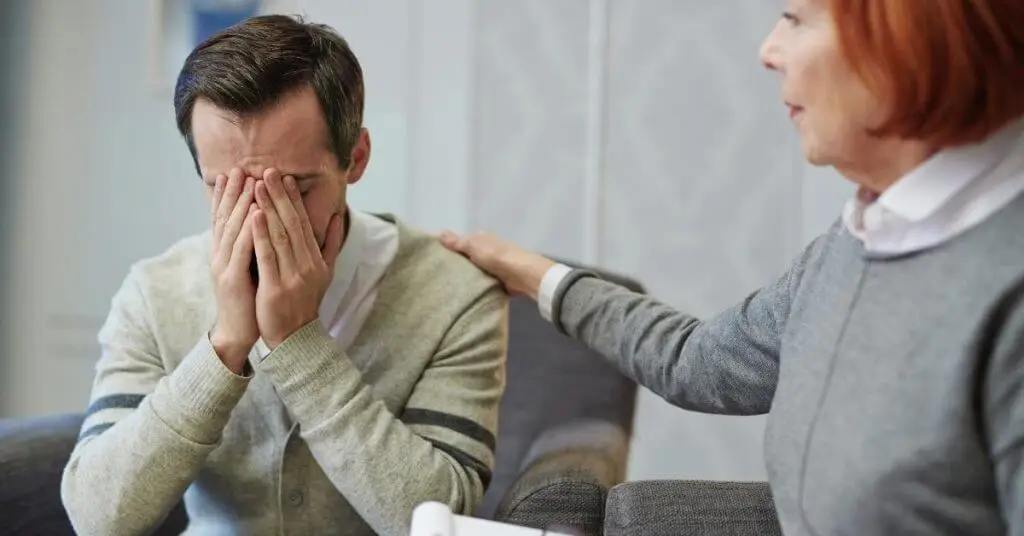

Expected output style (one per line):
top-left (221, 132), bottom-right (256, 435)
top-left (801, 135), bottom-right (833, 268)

top-left (101, 231), bottom-right (214, 355)
top-left (131, 231), bottom-right (212, 284)
top-left (388, 219), bottom-right (502, 302)
top-left (125, 231), bottom-right (214, 315)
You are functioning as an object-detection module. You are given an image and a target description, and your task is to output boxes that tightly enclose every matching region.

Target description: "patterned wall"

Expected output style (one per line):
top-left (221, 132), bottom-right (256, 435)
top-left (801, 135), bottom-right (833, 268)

top-left (470, 0), bottom-right (592, 260)
top-left (471, 0), bottom-right (803, 480)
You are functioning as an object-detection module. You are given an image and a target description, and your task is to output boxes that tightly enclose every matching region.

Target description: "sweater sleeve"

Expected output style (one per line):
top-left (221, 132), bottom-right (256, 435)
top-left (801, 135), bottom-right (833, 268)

top-left (61, 267), bottom-right (251, 536)
top-left (983, 280), bottom-right (1024, 535)
top-left (256, 286), bottom-right (507, 536)
top-left (550, 229), bottom-right (834, 416)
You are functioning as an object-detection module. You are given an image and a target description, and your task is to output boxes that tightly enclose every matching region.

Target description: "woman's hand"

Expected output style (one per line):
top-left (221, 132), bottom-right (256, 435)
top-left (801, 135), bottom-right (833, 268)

top-left (440, 231), bottom-right (556, 301)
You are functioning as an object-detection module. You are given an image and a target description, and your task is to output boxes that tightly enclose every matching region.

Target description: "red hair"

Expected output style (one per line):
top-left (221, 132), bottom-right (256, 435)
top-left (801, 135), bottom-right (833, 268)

top-left (829, 0), bottom-right (1024, 148)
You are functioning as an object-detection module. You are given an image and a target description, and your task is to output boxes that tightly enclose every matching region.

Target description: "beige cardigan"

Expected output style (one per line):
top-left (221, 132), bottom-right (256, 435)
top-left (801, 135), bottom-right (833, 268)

top-left (61, 216), bottom-right (508, 536)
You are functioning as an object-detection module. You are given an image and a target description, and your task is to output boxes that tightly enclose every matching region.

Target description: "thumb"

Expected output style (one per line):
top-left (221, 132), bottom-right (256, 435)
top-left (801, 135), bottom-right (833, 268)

top-left (322, 213), bottom-right (344, 271)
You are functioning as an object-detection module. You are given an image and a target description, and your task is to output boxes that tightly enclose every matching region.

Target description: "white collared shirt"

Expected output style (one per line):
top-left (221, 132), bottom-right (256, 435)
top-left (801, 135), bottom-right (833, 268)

top-left (843, 118), bottom-right (1024, 255)
top-left (538, 117), bottom-right (1024, 321)
top-left (255, 210), bottom-right (399, 357)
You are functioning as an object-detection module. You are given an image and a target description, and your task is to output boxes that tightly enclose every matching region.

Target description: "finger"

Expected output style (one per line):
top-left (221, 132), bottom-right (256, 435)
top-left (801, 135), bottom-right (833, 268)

top-left (264, 169), bottom-right (309, 263)
top-left (217, 177), bottom-right (255, 263)
top-left (228, 204), bottom-right (257, 274)
top-left (283, 174), bottom-right (319, 255)
top-left (255, 181), bottom-right (295, 274)
top-left (439, 231), bottom-right (473, 256)
top-left (439, 231), bottom-right (462, 251)
top-left (253, 209), bottom-right (280, 283)
top-left (214, 169), bottom-right (246, 237)
top-left (211, 174), bottom-right (227, 223)
top-left (322, 213), bottom-right (344, 273)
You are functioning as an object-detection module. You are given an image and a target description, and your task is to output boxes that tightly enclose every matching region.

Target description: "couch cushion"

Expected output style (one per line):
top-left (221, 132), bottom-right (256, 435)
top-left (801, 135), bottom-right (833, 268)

top-left (0, 413), bottom-right (83, 536)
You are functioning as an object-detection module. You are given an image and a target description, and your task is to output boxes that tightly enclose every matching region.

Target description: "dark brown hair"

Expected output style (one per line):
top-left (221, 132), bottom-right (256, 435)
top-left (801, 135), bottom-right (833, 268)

top-left (173, 14), bottom-right (364, 174)
top-left (830, 0), bottom-right (1024, 148)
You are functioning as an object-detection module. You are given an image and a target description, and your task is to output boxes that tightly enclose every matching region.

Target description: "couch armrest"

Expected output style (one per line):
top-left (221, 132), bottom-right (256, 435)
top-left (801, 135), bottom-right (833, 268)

top-left (0, 413), bottom-right (84, 536)
top-left (493, 420), bottom-right (629, 536)
top-left (0, 413), bottom-right (188, 536)
top-left (604, 480), bottom-right (781, 536)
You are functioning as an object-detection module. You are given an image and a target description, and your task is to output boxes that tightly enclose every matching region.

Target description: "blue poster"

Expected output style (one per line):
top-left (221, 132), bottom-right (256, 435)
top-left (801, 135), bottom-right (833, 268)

top-left (191, 0), bottom-right (261, 45)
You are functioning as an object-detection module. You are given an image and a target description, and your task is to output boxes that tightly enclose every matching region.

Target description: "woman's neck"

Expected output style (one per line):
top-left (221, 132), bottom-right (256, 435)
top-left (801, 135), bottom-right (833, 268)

top-left (835, 138), bottom-right (935, 195)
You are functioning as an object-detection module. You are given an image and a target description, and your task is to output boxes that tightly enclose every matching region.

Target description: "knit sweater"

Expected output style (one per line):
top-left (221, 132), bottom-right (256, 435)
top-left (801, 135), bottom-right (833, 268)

top-left (551, 191), bottom-right (1024, 535)
top-left (61, 216), bottom-right (508, 536)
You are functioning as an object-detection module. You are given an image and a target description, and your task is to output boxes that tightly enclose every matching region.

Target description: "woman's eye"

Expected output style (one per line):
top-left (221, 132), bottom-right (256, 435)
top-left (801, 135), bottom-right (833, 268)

top-left (782, 12), bottom-right (800, 26)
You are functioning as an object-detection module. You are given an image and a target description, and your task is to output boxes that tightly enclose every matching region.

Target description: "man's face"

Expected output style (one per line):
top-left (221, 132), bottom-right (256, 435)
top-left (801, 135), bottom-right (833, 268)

top-left (192, 86), bottom-right (370, 251)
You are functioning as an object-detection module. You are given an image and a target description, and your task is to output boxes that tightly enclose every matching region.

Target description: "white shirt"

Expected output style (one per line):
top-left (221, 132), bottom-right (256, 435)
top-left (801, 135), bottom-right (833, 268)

top-left (843, 119), bottom-right (1024, 255)
top-left (255, 210), bottom-right (399, 357)
top-left (538, 117), bottom-right (1024, 321)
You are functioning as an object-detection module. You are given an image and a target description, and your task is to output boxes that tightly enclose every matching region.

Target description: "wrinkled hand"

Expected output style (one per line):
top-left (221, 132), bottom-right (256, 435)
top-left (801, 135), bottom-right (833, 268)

top-left (209, 168), bottom-right (259, 373)
top-left (439, 231), bottom-right (555, 300)
top-left (252, 168), bottom-right (343, 349)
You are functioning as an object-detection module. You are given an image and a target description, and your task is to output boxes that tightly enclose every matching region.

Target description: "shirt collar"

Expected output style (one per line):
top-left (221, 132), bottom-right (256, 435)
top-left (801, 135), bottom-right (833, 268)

top-left (318, 209), bottom-right (367, 324)
top-left (877, 118), bottom-right (1024, 222)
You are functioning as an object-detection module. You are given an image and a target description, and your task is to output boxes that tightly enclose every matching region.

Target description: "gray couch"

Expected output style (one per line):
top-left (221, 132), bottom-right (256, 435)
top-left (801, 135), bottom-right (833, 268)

top-left (604, 480), bottom-right (781, 535)
top-left (0, 269), bottom-right (642, 536)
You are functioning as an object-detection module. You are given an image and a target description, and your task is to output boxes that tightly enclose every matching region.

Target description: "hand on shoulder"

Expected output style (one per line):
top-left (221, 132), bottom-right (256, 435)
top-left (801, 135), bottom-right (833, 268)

top-left (439, 231), bottom-right (555, 301)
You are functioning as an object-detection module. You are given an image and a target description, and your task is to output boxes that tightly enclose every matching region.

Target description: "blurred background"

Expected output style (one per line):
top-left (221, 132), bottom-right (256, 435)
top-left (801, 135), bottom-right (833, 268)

top-left (0, 0), bottom-right (853, 483)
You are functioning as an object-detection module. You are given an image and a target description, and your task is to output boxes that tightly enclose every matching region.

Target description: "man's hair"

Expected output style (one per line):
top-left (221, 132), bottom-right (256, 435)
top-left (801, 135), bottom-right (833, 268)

top-left (173, 14), bottom-right (364, 174)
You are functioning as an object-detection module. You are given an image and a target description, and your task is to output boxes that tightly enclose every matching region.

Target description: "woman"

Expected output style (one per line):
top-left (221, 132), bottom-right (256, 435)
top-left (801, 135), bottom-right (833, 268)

top-left (442, 0), bottom-right (1024, 534)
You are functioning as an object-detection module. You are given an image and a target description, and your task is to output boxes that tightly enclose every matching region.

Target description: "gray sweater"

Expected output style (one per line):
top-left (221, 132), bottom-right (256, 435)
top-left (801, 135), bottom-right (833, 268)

top-left (552, 193), bottom-right (1024, 535)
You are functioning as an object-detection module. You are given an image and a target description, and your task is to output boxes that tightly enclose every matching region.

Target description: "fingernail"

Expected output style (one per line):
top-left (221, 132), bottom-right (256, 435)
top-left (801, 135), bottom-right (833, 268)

top-left (284, 176), bottom-right (296, 191)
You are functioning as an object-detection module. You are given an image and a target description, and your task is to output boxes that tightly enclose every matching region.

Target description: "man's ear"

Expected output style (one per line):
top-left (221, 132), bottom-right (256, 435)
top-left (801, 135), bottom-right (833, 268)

top-left (345, 128), bottom-right (371, 185)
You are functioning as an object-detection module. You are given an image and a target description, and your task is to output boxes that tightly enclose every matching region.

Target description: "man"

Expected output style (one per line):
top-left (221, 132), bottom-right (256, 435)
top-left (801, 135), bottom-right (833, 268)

top-left (60, 15), bottom-right (507, 536)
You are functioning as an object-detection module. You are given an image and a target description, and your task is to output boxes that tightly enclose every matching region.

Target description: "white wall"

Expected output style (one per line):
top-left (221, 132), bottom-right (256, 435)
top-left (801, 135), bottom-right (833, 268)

top-left (2, 0), bottom-right (852, 483)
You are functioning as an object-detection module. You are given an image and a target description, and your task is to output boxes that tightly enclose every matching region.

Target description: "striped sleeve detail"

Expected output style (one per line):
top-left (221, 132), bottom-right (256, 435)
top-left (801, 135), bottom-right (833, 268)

top-left (78, 393), bottom-right (147, 444)
top-left (402, 408), bottom-right (496, 489)
top-left (78, 422), bottom-right (116, 442)
top-left (85, 393), bottom-right (146, 416)
top-left (401, 408), bottom-right (496, 451)
top-left (426, 439), bottom-right (492, 488)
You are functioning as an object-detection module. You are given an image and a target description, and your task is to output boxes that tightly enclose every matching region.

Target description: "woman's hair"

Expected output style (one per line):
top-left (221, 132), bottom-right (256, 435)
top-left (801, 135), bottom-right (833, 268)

top-left (830, 0), bottom-right (1024, 147)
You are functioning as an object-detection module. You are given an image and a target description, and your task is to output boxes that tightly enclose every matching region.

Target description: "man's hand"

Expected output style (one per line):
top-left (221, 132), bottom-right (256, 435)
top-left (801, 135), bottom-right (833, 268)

top-left (252, 168), bottom-right (343, 349)
top-left (209, 168), bottom-right (259, 373)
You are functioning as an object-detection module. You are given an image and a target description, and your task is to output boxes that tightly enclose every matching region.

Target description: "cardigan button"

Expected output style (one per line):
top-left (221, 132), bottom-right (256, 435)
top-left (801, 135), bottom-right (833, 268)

top-left (287, 489), bottom-right (304, 507)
